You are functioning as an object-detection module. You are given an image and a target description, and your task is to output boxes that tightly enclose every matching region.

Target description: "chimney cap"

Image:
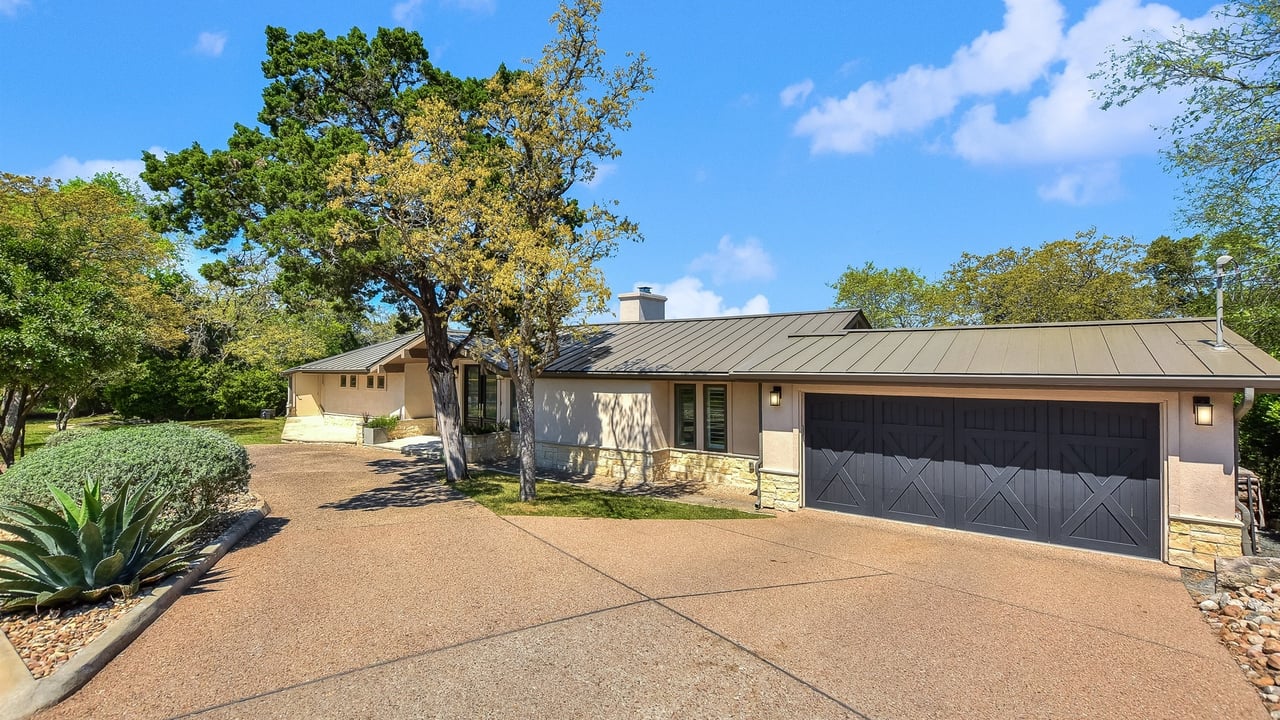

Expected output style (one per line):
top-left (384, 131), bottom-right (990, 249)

top-left (637, 285), bottom-right (653, 293)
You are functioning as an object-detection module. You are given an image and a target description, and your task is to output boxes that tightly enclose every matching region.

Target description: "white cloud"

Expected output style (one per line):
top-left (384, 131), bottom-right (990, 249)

top-left (0, 0), bottom-right (29, 18)
top-left (395, 0), bottom-right (493, 24)
top-left (392, 0), bottom-right (425, 24)
top-left (794, 0), bottom-right (1064, 154)
top-left (779, 79), bottom-right (814, 108)
top-left (583, 163), bottom-right (617, 189)
top-left (193, 31), bottom-right (227, 58)
top-left (791, 0), bottom-right (1215, 175)
top-left (637, 277), bottom-right (770, 319)
top-left (41, 146), bottom-right (166, 185)
top-left (1036, 161), bottom-right (1122, 205)
top-left (688, 235), bottom-right (775, 285)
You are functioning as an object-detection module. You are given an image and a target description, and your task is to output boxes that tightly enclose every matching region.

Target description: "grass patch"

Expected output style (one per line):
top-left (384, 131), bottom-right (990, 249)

top-left (17, 414), bottom-right (284, 454)
top-left (185, 418), bottom-right (285, 445)
top-left (454, 472), bottom-right (768, 520)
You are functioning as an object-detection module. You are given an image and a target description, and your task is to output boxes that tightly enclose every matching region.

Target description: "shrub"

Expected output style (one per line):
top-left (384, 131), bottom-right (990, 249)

top-left (0, 477), bottom-right (204, 611)
top-left (365, 415), bottom-right (399, 431)
top-left (42, 426), bottom-right (103, 449)
top-left (464, 420), bottom-right (509, 435)
top-left (211, 367), bottom-right (287, 418)
top-left (0, 423), bottom-right (249, 524)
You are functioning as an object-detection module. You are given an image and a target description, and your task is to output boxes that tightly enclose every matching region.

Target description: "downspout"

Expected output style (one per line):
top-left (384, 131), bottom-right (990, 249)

top-left (1235, 388), bottom-right (1257, 554)
top-left (756, 382), bottom-right (764, 510)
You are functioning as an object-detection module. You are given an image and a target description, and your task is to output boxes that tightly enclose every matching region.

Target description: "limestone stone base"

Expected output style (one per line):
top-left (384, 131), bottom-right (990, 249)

top-left (465, 431), bottom-right (516, 463)
top-left (389, 418), bottom-right (437, 439)
top-left (534, 442), bottom-right (796, 508)
top-left (1168, 516), bottom-right (1244, 571)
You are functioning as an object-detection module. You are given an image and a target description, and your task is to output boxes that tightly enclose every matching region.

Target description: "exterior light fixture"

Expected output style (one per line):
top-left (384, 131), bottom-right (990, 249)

top-left (1193, 396), bottom-right (1213, 426)
top-left (769, 386), bottom-right (783, 407)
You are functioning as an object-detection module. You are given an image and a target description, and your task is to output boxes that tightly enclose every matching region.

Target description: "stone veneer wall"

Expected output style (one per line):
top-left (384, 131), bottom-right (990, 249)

top-left (466, 431), bottom-right (517, 463)
top-left (1168, 515), bottom-right (1243, 570)
top-left (534, 442), bottom-right (802, 511)
top-left (389, 418), bottom-right (437, 439)
top-left (535, 442), bottom-right (658, 483)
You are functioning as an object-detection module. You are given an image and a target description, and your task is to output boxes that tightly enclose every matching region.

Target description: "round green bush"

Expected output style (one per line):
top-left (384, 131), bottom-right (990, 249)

top-left (1, 423), bottom-right (250, 523)
top-left (42, 426), bottom-right (103, 449)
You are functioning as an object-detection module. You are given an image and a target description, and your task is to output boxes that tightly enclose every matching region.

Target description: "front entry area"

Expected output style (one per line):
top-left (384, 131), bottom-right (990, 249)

top-left (804, 394), bottom-right (1162, 558)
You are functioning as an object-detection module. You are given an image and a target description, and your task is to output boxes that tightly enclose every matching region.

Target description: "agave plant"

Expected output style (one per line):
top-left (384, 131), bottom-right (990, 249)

top-left (0, 477), bottom-right (205, 611)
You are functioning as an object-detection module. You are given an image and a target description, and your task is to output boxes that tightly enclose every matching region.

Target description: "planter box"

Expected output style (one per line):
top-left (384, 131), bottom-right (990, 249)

top-left (463, 430), bottom-right (516, 463)
top-left (362, 427), bottom-right (389, 445)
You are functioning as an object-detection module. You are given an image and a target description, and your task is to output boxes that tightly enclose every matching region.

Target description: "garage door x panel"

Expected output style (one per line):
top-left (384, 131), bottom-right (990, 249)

top-left (803, 395), bottom-right (1160, 558)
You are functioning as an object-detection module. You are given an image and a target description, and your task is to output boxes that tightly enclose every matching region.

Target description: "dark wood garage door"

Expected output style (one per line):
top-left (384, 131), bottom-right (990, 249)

top-left (804, 394), bottom-right (1161, 558)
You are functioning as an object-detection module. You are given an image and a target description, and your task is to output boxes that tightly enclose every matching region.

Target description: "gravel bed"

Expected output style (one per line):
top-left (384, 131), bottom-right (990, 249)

top-left (0, 493), bottom-right (260, 680)
top-left (1195, 581), bottom-right (1280, 719)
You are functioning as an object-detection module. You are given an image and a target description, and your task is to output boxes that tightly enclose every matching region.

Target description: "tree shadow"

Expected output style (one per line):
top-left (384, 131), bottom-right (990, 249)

top-left (319, 458), bottom-right (465, 511)
top-left (184, 567), bottom-right (235, 596)
top-left (480, 457), bottom-right (725, 500)
top-left (229, 516), bottom-right (290, 551)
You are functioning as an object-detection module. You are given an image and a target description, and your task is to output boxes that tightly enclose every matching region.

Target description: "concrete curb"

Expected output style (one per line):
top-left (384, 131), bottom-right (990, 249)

top-left (0, 497), bottom-right (270, 720)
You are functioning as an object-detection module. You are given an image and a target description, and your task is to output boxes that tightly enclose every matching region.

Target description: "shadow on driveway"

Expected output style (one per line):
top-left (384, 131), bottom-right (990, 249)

top-left (319, 458), bottom-right (466, 511)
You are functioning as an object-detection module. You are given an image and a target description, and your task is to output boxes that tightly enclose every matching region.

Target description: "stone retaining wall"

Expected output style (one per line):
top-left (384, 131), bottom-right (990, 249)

top-left (1169, 515), bottom-right (1244, 570)
top-left (466, 431), bottom-right (516, 463)
top-left (389, 418), bottom-right (437, 439)
top-left (534, 442), bottom-right (657, 483)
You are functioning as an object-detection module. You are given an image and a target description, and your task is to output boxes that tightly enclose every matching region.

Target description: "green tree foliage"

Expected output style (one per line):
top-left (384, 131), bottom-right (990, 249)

top-left (830, 262), bottom-right (951, 328)
top-left (1098, 1), bottom-right (1280, 241)
top-left (0, 174), bottom-right (183, 467)
top-left (943, 229), bottom-right (1163, 324)
top-left (143, 25), bottom-right (485, 482)
top-left (334, 0), bottom-right (652, 500)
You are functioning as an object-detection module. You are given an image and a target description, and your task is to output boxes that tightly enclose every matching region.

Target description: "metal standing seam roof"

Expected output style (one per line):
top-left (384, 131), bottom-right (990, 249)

top-left (285, 331), bottom-right (509, 374)
top-left (543, 309), bottom-right (870, 376)
top-left (544, 315), bottom-right (1280, 390)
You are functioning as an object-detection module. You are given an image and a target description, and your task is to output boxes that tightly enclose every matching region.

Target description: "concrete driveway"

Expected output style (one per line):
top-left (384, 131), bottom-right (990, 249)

top-left (40, 444), bottom-right (1263, 719)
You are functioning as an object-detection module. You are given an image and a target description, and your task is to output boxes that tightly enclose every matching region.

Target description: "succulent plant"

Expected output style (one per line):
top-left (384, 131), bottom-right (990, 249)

top-left (0, 477), bottom-right (205, 611)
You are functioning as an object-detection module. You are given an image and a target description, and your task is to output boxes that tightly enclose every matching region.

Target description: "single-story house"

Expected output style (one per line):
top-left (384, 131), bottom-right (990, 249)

top-left (285, 289), bottom-right (1280, 570)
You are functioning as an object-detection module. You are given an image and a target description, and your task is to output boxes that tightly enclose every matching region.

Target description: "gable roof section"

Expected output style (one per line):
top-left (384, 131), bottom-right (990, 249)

top-left (287, 332), bottom-right (423, 374)
top-left (543, 309), bottom-right (870, 376)
top-left (286, 331), bottom-right (509, 374)
top-left (546, 316), bottom-right (1280, 390)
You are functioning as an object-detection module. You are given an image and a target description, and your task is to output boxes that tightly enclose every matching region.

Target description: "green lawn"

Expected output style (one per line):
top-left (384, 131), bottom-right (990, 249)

top-left (19, 414), bottom-right (285, 454)
top-left (454, 472), bottom-right (768, 520)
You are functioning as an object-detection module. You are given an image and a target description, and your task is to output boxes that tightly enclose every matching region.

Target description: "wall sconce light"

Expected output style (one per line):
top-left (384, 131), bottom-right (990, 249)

top-left (1193, 396), bottom-right (1213, 426)
top-left (769, 386), bottom-right (782, 407)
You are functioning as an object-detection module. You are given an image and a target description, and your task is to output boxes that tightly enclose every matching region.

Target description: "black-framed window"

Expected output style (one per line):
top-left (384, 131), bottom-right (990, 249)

top-left (465, 365), bottom-right (498, 425)
top-left (348, 374), bottom-right (357, 388)
top-left (339, 374), bottom-right (347, 388)
top-left (675, 384), bottom-right (697, 449)
top-left (704, 385), bottom-right (728, 452)
top-left (366, 375), bottom-right (375, 389)
top-left (376, 375), bottom-right (386, 390)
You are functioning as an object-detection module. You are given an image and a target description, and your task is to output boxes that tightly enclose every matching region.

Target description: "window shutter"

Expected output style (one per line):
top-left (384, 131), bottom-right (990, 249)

top-left (704, 385), bottom-right (728, 452)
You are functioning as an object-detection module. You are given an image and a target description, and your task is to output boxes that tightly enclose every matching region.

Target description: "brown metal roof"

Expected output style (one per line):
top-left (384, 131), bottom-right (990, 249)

top-left (545, 316), bottom-right (1280, 390)
top-left (542, 309), bottom-right (870, 376)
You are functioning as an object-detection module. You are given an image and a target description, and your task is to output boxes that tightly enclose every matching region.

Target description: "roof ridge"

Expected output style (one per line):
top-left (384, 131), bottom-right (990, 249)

top-left (584, 307), bottom-right (858, 327)
top-left (848, 317), bottom-right (1214, 333)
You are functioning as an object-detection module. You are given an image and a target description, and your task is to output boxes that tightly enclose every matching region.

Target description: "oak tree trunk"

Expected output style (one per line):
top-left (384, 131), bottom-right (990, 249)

top-left (421, 311), bottom-right (468, 482)
top-left (514, 354), bottom-right (538, 501)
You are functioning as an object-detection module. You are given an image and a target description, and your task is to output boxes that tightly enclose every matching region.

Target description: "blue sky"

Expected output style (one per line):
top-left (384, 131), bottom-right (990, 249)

top-left (0, 0), bottom-right (1216, 319)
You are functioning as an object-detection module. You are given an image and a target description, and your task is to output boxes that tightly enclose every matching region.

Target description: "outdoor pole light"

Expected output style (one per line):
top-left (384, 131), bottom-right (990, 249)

top-left (1193, 396), bottom-right (1213, 426)
top-left (769, 386), bottom-right (783, 407)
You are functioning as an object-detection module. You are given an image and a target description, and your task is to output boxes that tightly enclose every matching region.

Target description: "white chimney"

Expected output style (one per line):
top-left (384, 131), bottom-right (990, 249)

top-left (618, 286), bottom-right (666, 322)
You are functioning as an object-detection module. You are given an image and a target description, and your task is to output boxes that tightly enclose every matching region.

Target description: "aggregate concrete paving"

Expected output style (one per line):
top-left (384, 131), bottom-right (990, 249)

top-left (37, 444), bottom-right (1265, 719)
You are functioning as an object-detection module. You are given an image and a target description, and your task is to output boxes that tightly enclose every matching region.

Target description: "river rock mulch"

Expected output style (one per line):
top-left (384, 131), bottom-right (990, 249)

top-left (1195, 581), bottom-right (1280, 718)
top-left (0, 493), bottom-right (261, 680)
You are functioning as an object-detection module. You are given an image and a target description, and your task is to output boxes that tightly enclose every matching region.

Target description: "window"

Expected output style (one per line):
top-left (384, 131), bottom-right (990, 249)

top-left (366, 375), bottom-right (375, 389)
top-left (376, 375), bottom-right (386, 390)
top-left (674, 384), bottom-right (697, 449)
top-left (348, 374), bottom-right (357, 388)
top-left (339, 374), bottom-right (347, 388)
top-left (704, 385), bottom-right (728, 452)
top-left (465, 365), bottom-right (498, 425)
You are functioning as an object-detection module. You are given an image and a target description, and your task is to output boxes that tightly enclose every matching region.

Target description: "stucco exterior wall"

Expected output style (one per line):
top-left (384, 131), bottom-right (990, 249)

top-left (291, 373), bottom-right (323, 416)
top-left (535, 378), bottom-right (662, 452)
top-left (310, 373), bottom-right (407, 418)
top-left (404, 364), bottom-right (434, 419)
